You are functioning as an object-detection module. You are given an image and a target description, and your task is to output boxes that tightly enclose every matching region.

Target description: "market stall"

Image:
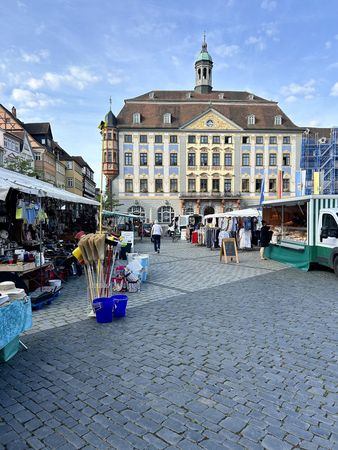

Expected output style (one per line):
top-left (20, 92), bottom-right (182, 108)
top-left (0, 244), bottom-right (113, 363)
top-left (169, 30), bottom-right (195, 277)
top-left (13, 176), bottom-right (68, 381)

top-left (199, 208), bottom-right (261, 249)
top-left (0, 167), bottom-right (99, 359)
top-left (263, 195), bottom-right (338, 274)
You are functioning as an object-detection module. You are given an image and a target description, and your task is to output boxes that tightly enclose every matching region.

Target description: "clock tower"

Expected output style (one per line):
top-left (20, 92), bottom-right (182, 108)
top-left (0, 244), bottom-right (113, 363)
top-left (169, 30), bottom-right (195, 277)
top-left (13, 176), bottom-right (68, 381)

top-left (194, 35), bottom-right (213, 94)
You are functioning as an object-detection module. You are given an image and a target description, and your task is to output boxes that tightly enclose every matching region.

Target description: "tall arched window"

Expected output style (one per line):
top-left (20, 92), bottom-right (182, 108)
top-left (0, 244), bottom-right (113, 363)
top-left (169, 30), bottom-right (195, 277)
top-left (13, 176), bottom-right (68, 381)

top-left (157, 206), bottom-right (174, 223)
top-left (185, 206), bottom-right (194, 215)
top-left (203, 68), bottom-right (207, 79)
top-left (198, 68), bottom-right (201, 80)
top-left (128, 205), bottom-right (145, 219)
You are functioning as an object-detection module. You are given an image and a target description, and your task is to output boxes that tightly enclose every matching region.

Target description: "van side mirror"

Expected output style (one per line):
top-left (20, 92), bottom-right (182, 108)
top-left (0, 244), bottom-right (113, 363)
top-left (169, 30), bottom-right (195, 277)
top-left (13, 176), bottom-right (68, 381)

top-left (320, 226), bottom-right (329, 241)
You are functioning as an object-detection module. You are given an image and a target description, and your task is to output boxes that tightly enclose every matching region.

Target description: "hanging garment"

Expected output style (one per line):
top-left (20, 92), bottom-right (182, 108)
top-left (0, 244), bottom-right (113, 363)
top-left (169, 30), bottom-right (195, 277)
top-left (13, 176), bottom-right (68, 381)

top-left (243, 217), bottom-right (252, 231)
top-left (218, 230), bottom-right (229, 247)
top-left (239, 228), bottom-right (252, 249)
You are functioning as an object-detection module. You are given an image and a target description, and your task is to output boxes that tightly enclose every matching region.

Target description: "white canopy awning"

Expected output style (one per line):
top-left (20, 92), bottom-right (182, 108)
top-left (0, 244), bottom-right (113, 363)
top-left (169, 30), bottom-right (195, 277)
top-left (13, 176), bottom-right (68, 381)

top-left (203, 208), bottom-right (261, 223)
top-left (0, 167), bottom-right (99, 206)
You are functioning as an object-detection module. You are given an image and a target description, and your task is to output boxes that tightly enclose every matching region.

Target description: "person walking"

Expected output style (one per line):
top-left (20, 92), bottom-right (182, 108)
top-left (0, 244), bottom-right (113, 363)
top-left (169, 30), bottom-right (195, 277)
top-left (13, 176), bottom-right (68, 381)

top-left (260, 220), bottom-right (271, 260)
top-left (151, 220), bottom-right (163, 253)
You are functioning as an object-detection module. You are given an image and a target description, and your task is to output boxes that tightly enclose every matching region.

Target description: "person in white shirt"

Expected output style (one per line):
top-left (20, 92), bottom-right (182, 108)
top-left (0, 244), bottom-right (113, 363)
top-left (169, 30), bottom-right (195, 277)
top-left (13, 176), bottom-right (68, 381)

top-left (151, 220), bottom-right (163, 253)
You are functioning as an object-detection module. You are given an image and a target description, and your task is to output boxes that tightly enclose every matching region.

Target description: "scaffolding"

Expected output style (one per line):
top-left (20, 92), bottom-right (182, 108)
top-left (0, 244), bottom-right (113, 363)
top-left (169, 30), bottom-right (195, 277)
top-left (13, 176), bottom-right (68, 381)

top-left (301, 128), bottom-right (338, 194)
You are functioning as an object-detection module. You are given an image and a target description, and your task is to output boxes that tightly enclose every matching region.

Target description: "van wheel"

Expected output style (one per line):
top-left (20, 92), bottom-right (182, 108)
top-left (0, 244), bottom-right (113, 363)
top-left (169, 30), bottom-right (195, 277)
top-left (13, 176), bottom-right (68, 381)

top-left (334, 257), bottom-right (338, 277)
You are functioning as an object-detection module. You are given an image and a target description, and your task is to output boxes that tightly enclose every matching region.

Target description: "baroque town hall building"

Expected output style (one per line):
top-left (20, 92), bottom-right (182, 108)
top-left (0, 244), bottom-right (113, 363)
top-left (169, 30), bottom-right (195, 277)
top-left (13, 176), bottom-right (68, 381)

top-left (101, 39), bottom-right (302, 224)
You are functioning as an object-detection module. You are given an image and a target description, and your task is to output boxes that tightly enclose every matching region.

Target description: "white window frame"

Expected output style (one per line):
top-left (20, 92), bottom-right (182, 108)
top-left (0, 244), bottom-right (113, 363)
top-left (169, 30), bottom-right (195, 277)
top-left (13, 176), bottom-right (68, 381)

top-left (133, 112), bottom-right (141, 124)
top-left (274, 115), bottom-right (282, 125)
top-left (247, 114), bottom-right (255, 125)
top-left (163, 113), bottom-right (171, 124)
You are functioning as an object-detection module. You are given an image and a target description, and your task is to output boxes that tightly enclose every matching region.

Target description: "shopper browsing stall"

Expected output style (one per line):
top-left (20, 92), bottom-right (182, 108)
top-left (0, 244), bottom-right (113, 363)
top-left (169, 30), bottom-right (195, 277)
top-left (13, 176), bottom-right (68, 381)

top-left (259, 221), bottom-right (271, 260)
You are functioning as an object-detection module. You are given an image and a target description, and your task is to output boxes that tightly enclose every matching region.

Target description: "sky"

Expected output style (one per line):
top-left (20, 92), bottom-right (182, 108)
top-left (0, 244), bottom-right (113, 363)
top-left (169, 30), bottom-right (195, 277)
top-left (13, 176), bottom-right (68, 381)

top-left (1, 0), bottom-right (338, 183)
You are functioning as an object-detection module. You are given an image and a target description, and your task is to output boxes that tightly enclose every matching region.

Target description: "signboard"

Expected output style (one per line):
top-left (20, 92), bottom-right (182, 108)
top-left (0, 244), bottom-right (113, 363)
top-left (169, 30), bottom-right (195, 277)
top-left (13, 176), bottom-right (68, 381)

top-left (220, 238), bottom-right (239, 264)
top-left (121, 231), bottom-right (134, 248)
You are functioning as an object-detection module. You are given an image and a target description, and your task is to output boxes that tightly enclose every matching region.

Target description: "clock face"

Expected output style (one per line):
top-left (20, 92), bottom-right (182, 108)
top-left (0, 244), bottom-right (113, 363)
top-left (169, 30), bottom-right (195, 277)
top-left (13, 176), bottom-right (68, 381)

top-left (206, 119), bottom-right (214, 127)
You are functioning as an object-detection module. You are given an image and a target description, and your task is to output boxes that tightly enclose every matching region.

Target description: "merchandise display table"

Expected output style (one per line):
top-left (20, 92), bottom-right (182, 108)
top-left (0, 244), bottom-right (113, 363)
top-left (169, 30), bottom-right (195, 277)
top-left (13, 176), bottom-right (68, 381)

top-left (0, 298), bottom-right (32, 361)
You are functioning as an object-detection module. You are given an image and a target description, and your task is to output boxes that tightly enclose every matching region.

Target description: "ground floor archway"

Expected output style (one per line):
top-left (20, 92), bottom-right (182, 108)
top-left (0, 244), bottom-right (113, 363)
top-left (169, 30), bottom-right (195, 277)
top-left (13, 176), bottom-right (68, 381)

top-left (204, 206), bottom-right (215, 216)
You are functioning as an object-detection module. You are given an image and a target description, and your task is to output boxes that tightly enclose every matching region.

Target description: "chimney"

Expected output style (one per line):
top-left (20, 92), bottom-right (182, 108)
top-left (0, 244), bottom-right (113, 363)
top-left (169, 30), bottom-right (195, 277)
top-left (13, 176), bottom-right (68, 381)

top-left (12, 106), bottom-right (16, 117)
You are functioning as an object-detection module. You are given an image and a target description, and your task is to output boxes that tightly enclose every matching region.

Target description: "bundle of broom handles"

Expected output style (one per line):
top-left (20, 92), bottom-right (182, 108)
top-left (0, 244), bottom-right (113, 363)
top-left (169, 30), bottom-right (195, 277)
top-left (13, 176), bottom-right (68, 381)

top-left (77, 233), bottom-right (118, 311)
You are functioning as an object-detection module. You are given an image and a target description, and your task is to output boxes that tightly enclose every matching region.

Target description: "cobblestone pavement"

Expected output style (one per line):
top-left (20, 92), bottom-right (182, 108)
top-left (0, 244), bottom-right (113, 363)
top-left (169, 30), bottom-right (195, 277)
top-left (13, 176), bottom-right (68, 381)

top-left (27, 239), bottom-right (286, 335)
top-left (1, 239), bottom-right (338, 449)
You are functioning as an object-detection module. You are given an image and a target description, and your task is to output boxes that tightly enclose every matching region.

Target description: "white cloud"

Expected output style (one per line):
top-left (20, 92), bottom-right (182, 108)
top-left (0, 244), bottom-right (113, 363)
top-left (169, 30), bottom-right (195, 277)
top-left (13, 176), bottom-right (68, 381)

top-left (0, 82), bottom-right (6, 95)
top-left (330, 82), bottom-right (338, 96)
top-left (325, 41), bottom-right (332, 49)
top-left (213, 44), bottom-right (240, 58)
top-left (0, 63), bottom-right (6, 71)
top-left (21, 49), bottom-right (49, 63)
top-left (26, 77), bottom-right (45, 90)
top-left (107, 73), bottom-right (124, 85)
top-left (261, 0), bottom-right (277, 10)
top-left (11, 88), bottom-right (61, 109)
top-left (245, 36), bottom-right (266, 51)
top-left (285, 95), bottom-right (297, 103)
top-left (281, 79), bottom-right (316, 98)
top-left (24, 66), bottom-right (100, 91)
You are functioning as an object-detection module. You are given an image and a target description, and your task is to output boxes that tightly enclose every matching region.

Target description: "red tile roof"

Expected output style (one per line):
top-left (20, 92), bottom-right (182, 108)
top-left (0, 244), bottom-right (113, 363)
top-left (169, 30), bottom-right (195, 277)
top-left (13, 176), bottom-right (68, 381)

top-left (117, 90), bottom-right (300, 131)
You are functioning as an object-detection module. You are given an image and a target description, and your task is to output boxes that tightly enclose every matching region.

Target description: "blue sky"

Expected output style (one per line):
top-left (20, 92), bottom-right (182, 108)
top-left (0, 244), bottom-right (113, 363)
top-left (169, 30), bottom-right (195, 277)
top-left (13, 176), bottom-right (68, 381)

top-left (1, 0), bottom-right (338, 183)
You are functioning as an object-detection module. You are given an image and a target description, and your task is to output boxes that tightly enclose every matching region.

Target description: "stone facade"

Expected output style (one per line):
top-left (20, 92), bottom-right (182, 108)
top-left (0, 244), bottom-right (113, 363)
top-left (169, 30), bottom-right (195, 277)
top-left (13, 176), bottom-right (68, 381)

top-left (103, 40), bottom-right (302, 224)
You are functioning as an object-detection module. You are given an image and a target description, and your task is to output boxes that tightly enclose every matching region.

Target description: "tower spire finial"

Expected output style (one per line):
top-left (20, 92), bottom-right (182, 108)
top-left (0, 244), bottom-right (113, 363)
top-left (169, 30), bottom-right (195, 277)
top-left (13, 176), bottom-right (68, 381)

top-left (109, 96), bottom-right (112, 111)
top-left (202, 31), bottom-right (207, 51)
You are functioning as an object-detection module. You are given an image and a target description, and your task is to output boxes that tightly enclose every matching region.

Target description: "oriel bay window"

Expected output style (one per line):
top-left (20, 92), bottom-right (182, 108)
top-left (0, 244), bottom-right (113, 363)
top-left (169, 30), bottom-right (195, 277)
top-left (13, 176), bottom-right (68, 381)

top-left (170, 153), bottom-right (177, 166)
top-left (224, 178), bottom-right (232, 193)
top-left (125, 179), bottom-right (133, 193)
top-left (140, 179), bottom-right (148, 192)
top-left (200, 179), bottom-right (208, 192)
top-left (188, 179), bottom-right (196, 192)
top-left (170, 179), bottom-right (178, 192)
top-left (212, 153), bottom-right (220, 167)
top-left (241, 179), bottom-right (250, 192)
top-left (124, 153), bottom-right (132, 166)
top-left (200, 153), bottom-right (208, 167)
top-left (140, 153), bottom-right (148, 166)
top-left (155, 153), bottom-right (163, 166)
top-left (212, 179), bottom-right (220, 192)
top-left (188, 153), bottom-right (196, 166)
top-left (224, 153), bottom-right (232, 166)
top-left (155, 179), bottom-right (163, 192)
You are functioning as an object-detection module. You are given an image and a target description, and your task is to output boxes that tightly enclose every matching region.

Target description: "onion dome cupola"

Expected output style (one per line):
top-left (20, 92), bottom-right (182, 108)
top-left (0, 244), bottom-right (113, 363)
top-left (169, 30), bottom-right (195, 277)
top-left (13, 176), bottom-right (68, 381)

top-left (194, 35), bottom-right (213, 94)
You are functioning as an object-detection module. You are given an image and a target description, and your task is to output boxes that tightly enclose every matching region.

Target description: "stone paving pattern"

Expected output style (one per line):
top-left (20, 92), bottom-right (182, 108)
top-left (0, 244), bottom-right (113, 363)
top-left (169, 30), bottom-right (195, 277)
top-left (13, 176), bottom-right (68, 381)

top-left (1, 239), bottom-right (338, 449)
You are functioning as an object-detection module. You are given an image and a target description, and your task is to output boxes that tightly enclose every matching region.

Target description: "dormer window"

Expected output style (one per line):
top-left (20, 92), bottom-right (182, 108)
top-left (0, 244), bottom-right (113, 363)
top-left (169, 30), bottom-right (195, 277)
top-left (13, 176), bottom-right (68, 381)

top-left (163, 113), bottom-right (171, 124)
top-left (247, 114), bottom-right (255, 125)
top-left (274, 115), bottom-right (282, 125)
top-left (133, 112), bottom-right (141, 124)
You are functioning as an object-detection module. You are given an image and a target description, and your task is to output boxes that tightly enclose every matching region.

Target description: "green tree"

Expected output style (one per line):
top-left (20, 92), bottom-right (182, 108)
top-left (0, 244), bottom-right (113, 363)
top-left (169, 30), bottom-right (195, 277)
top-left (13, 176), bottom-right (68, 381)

top-left (4, 158), bottom-right (39, 178)
top-left (100, 191), bottom-right (123, 211)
